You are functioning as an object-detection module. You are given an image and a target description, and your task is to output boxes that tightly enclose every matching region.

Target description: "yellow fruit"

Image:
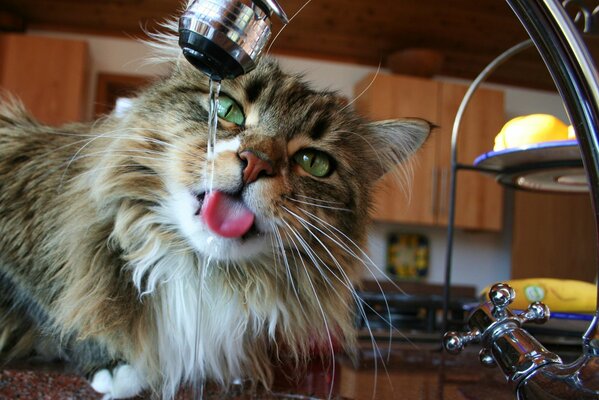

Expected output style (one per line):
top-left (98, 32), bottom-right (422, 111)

top-left (567, 125), bottom-right (576, 140)
top-left (480, 278), bottom-right (596, 313)
top-left (494, 114), bottom-right (569, 151)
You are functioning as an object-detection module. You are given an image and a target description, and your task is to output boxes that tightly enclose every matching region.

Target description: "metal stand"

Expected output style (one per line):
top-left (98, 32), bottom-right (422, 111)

top-left (442, 0), bottom-right (599, 398)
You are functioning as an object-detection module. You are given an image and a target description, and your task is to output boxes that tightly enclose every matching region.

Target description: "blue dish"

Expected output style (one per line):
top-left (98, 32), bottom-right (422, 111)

top-left (472, 140), bottom-right (587, 192)
top-left (474, 139), bottom-right (581, 171)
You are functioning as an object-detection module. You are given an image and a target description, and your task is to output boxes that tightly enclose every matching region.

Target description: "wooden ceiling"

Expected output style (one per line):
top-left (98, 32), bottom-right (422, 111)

top-left (0, 0), bottom-right (596, 91)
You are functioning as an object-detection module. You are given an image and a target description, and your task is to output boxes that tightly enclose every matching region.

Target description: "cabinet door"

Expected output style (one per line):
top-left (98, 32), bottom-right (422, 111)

top-left (0, 34), bottom-right (88, 125)
top-left (354, 73), bottom-right (439, 225)
top-left (436, 82), bottom-right (505, 231)
top-left (512, 192), bottom-right (597, 282)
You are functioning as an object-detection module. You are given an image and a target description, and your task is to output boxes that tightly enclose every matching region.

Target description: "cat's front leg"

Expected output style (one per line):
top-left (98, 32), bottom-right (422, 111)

top-left (90, 364), bottom-right (147, 399)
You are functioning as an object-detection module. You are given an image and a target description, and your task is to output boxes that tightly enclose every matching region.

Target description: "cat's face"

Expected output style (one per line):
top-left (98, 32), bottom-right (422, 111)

top-left (103, 58), bottom-right (429, 266)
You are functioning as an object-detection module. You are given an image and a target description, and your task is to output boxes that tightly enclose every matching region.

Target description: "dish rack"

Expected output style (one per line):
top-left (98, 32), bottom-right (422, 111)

top-left (441, 0), bottom-right (599, 398)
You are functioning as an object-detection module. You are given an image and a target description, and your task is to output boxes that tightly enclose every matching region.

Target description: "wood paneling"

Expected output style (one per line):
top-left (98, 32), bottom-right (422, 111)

top-left (355, 73), bottom-right (439, 225)
top-left (512, 192), bottom-right (597, 282)
top-left (355, 72), bottom-right (505, 231)
top-left (0, 34), bottom-right (88, 125)
top-left (0, 0), bottom-right (586, 91)
top-left (437, 83), bottom-right (505, 230)
top-left (94, 73), bottom-right (153, 117)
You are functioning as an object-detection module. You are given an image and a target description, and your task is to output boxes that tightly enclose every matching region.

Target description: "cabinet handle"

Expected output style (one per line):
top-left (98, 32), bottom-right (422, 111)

top-left (431, 167), bottom-right (439, 218)
top-left (439, 167), bottom-right (449, 217)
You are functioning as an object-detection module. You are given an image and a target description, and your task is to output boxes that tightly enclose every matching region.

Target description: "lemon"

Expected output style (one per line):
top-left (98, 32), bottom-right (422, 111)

top-left (567, 125), bottom-right (576, 140)
top-left (494, 114), bottom-right (569, 151)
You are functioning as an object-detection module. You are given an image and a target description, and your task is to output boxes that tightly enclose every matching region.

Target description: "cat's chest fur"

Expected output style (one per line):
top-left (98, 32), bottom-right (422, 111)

top-left (153, 272), bottom-right (254, 397)
top-left (130, 238), bottom-right (283, 398)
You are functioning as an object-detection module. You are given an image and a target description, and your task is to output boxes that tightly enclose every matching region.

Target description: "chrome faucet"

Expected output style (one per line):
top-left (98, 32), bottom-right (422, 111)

top-left (444, 283), bottom-right (599, 399)
top-left (443, 0), bottom-right (599, 398)
top-left (178, 0), bottom-right (288, 80)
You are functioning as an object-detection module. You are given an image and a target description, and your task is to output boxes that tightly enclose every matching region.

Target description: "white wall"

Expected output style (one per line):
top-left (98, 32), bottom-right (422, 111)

top-left (29, 30), bottom-right (567, 292)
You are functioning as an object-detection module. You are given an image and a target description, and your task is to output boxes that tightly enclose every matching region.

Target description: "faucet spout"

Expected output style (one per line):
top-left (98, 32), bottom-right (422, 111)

top-left (516, 355), bottom-right (599, 399)
top-left (178, 0), bottom-right (288, 80)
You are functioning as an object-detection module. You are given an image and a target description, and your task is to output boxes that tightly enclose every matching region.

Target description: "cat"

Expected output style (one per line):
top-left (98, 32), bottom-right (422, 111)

top-left (0, 29), bottom-right (431, 399)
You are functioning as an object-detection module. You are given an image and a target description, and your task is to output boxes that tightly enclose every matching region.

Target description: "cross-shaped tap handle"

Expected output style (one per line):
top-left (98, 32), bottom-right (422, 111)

top-left (489, 282), bottom-right (515, 317)
top-left (443, 328), bottom-right (482, 354)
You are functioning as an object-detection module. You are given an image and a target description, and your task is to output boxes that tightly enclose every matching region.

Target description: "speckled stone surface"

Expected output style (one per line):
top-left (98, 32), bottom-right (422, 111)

top-left (0, 346), bottom-right (517, 399)
top-left (0, 359), bottom-right (336, 399)
top-left (0, 368), bottom-right (331, 400)
top-left (0, 369), bottom-right (101, 400)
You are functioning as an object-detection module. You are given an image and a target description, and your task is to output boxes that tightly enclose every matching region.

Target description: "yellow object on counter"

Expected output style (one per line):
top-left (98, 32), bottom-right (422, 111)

top-left (480, 278), bottom-right (597, 313)
top-left (494, 114), bottom-right (569, 151)
top-left (568, 125), bottom-right (576, 140)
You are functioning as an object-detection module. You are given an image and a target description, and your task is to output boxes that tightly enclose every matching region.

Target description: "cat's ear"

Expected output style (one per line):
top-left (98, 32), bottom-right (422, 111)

top-left (366, 118), bottom-right (433, 180)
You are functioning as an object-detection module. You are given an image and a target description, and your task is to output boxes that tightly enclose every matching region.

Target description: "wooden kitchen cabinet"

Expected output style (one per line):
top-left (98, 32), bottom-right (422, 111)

top-left (512, 191), bottom-right (597, 282)
top-left (354, 73), bottom-right (505, 231)
top-left (0, 34), bottom-right (88, 125)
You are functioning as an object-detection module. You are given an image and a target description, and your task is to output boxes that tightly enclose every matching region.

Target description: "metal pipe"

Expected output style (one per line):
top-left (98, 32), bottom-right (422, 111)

top-left (506, 0), bottom-right (599, 359)
top-left (442, 39), bottom-right (533, 332)
top-left (505, 1), bottom-right (599, 395)
top-left (444, 1), bottom-right (599, 397)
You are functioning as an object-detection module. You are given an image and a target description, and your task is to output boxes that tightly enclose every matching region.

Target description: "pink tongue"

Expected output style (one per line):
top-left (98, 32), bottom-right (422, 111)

top-left (200, 190), bottom-right (255, 238)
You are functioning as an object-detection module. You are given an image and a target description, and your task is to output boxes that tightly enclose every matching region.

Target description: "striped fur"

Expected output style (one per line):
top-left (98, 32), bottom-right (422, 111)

top-left (0, 50), bottom-right (430, 398)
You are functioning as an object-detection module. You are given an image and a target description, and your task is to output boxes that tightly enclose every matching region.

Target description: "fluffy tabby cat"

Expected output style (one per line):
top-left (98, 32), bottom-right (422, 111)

top-left (0, 27), bottom-right (430, 399)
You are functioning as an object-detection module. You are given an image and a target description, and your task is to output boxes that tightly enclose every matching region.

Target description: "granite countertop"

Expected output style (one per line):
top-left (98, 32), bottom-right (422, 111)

top-left (1, 344), bottom-right (515, 400)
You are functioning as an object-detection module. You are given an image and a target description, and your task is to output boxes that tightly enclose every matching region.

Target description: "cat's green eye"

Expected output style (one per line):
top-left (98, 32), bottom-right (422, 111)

top-left (217, 96), bottom-right (245, 126)
top-left (293, 149), bottom-right (333, 177)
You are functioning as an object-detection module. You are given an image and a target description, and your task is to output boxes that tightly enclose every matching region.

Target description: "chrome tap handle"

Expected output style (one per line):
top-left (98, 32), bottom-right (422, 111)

top-left (479, 348), bottom-right (496, 367)
top-left (489, 282), bottom-right (515, 318)
top-left (518, 301), bottom-right (551, 325)
top-left (443, 328), bottom-right (482, 354)
top-left (443, 282), bottom-right (561, 384)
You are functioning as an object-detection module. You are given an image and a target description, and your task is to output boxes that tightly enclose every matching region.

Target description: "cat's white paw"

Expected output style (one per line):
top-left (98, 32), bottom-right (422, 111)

top-left (91, 364), bottom-right (145, 399)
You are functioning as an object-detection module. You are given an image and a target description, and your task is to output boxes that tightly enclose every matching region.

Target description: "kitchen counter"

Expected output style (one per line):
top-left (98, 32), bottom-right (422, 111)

top-left (1, 343), bottom-right (515, 399)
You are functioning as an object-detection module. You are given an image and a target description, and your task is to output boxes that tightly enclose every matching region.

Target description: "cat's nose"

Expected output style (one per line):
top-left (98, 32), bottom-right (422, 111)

top-left (239, 150), bottom-right (274, 184)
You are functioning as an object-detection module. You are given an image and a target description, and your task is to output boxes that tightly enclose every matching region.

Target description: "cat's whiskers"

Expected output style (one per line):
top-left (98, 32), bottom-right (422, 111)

top-left (294, 194), bottom-right (345, 205)
top-left (99, 126), bottom-right (198, 158)
top-left (282, 215), bottom-right (374, 315)
top-left (61, 127), bottom-right (139, 182)
top-left (272, 225), bottom-right (310, 320)
top-left (58, 153), bottom-right (164, 189)
top-left (279, 219), bottom-right (336, 292)
top-left (61, 163), bottom-right (163, 189)
top-left (268, 227), bottom-right (283, 289)
top-left (300, 208), bottom-right (410, 296)
top-left (282, 208), bottom-right (389, 341)
top-left (296, 209), bottom-right (421, 400)
top-left (278, 220), bottom-right (337, 400)
top-left (291, 206), bottom-right (422, 350)
top-left (282, 208), bottom-right (396, 398)
top-left (298, 208), bottom-right (414, 337)
top-left (265, 0), bottom-right (314, 56)
top-left (60, 123), bottom-right (198, 184)
top-left (282, 218), bottom-right (393, 400)
top-left (335, 128), bottom-right (415, 204)
top-left (68, 148), bottom-right (167, 162)
top-left (330, 129), bottom-right (389, 184)
top-left (293, 211), bottom-right (398, 383)
top-left (284, 196), bottom-right (352, 213)
top-left (340, 61), bottom-right (382, 113)
top-left (273, 226), bottom-right (300, 294)
top-left (15, 129), bottom-right (190, 171)
top-left (113, 126), bottom-right (196, 148)
top-left (296, 207), bottom-right (397, 341)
